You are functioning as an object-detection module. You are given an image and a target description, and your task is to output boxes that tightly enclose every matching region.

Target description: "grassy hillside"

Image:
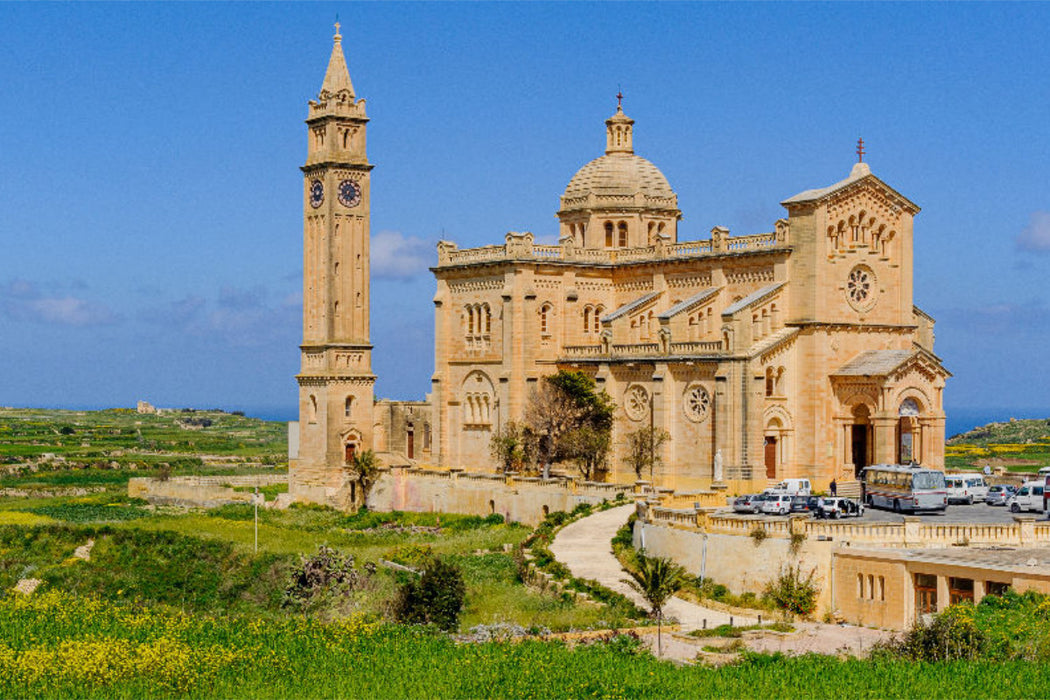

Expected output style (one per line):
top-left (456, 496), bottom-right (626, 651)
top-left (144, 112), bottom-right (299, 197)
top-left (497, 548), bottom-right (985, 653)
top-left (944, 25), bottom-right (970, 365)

top-left (0, 408), bottom-right (287, 487)
top-left (946, 418), bottom-right (1050, 472)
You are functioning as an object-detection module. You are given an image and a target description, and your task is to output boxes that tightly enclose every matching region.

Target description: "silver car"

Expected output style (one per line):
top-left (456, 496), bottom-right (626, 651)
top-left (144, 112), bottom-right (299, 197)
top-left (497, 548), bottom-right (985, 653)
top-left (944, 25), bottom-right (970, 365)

top-left (985, 484), bottom-right (1016, 506)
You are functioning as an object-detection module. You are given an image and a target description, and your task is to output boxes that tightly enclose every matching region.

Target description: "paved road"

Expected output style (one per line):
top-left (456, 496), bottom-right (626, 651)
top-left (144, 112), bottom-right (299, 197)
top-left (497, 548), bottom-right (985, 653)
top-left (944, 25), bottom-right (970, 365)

top-left (549, 504), bottom-right (756, 630)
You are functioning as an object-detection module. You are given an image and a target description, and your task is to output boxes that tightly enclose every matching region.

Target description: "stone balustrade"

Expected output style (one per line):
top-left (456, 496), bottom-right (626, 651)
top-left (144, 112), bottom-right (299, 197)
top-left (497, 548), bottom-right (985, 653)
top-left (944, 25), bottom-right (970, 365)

top-left (436, 229), bottom-right (787, 268)
top-left (645, 506), bottom-right (1050, 549)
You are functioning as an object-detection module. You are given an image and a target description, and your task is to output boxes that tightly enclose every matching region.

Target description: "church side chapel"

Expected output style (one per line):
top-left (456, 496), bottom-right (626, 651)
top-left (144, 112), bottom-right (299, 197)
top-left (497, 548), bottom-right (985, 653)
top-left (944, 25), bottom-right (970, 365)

top-left (291, 28), bottom-right (949, 506)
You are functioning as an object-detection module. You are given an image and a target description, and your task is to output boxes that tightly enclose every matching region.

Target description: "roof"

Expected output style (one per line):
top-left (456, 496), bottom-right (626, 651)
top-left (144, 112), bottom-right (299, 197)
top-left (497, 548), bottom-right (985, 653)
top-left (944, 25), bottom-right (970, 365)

top-left (833, 350), bottom-right (916, 376)
top-left (563, 153), bottom-right (675, 201)
top-left (781, 162), bottom-right (919, 213)
top-left (602, 291), bottom-right (661, 322)
top-left (844, 546), bottom-right (1050, 576)
top-left (320, 27), bottom-right (355, 97)
top-left (721, 282), bottom-right (784, 317)
top-left (658, 288), bottom-right (721, 320)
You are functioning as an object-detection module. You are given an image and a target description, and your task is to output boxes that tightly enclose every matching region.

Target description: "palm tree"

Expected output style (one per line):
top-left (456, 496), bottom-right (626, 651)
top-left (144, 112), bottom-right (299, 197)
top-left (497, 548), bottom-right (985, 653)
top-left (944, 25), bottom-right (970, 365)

top-left (622, 552), bottom-right (688, 656)
top-left (347, 449), bottom-right (382, 508)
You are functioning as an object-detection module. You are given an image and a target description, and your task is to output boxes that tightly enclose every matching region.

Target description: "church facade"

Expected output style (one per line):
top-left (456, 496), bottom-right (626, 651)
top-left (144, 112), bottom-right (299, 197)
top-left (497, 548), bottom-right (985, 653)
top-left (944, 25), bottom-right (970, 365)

top-left (291, 29), bottom-right (950, 504)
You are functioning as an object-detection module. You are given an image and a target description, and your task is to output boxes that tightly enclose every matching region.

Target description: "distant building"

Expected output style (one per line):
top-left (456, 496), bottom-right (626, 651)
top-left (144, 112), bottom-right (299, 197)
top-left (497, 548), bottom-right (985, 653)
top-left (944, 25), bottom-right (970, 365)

top-left (291, 26), bottom-right (950, 506)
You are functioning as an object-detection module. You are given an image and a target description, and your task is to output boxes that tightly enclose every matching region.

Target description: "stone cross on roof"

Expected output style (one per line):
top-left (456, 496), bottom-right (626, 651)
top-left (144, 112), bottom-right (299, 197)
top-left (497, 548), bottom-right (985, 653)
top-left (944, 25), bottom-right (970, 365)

top-left (856, 137), bottom-right (866, 163)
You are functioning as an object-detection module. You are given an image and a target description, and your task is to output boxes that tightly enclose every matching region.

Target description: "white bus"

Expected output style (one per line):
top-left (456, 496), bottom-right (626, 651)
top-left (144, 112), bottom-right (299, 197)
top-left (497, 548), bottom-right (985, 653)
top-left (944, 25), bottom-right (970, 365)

top-left (860, 464), bottom-right (948, 513)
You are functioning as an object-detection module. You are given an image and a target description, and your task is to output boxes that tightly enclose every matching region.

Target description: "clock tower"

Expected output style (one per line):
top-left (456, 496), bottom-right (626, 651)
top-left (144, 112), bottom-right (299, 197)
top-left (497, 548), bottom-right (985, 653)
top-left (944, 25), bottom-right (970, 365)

top-left (291, 23), bottom-right (375, 507)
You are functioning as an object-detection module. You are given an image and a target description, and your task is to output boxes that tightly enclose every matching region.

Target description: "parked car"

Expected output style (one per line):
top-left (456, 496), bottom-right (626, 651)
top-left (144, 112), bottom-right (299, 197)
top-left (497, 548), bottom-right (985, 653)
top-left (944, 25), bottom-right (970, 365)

top-left (761, 493), bottom-right (794, 515)
top-left (985, 484), bottom-right (1016, 506)
top-left (945, 474), bottom-right (989, 504)
top-left (816, 497), bottom-right (865, 519)
top-left (733, 494), bottom-right (760, 514)
top-left (1008, 481), bottom-right (1045, 513)
top-left (790, 495), bottom-right (818, 513)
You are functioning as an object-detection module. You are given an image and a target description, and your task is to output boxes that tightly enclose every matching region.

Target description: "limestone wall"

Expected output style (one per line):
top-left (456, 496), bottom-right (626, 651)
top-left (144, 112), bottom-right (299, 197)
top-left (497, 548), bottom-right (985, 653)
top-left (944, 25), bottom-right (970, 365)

top-left (129, 475), bottom-right (287, 508)
top-left (634, 512), bottom-right (836, 612)
top-left (369, 467), bottom-right (634, 526)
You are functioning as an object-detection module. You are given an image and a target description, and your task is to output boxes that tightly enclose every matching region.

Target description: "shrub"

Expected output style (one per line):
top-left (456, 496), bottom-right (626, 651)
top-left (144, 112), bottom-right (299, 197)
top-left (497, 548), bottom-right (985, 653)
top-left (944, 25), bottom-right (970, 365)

top-left (393, 557), bottom-right (466, 632)
top-left (283, 545), bottom-right (374, 613)
top-left (762, 563), bottom-right (819, 618)
top-left (750, 525), bottom-right (768, 545)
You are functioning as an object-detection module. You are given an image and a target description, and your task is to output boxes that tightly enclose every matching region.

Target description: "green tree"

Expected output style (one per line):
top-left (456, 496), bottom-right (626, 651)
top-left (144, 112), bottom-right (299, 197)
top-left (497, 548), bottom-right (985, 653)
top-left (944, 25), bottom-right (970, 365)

top-left (525, 370), bottom-right (615, 478)
top-left (489, 421), bottom-right (535, 473)
top-left (346, 449), bottom-right (382, 507)
top-left (393, 557), bottom-right (466, 632)
top-left (622, 426), bottom-right (671, 481)
top-left (622, 552), bottom-right (688, 656)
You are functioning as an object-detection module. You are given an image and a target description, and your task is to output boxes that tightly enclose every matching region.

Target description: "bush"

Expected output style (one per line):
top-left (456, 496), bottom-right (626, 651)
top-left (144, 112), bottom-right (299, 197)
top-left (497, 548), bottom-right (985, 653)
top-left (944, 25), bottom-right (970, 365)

top-left (762, 564), bottom-right (819, 618)
top-left (877, 603), bottom-right (984, 661)
top-left (283, 545), bottom-right (375, 613)
top-left (393, 557), bottom-right (466, 632)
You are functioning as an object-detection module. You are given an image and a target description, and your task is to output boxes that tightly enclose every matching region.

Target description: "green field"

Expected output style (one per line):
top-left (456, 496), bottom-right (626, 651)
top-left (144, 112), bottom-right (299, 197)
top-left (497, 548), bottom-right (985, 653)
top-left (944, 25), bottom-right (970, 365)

top-left (946, 418), bottom-right (1050, 472)
top-left (3, 408), bottom-right (1050, 698)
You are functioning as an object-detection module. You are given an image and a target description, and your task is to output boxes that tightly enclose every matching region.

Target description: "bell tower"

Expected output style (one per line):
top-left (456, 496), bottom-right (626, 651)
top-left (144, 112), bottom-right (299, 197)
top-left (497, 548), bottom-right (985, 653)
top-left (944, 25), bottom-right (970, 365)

top-left (292, 23), bottom-right (375, 506)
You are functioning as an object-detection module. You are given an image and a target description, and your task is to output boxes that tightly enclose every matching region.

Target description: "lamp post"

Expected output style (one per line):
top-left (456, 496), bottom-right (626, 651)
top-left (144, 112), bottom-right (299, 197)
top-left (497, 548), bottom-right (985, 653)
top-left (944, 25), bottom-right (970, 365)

top-left (254, 486), bottom-right (259, 554)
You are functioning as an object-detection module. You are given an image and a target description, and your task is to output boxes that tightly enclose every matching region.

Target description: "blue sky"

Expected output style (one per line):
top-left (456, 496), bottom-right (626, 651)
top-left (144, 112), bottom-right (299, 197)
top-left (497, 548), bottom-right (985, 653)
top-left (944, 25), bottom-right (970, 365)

top-left (1, 3), bottom-right (1048, 435)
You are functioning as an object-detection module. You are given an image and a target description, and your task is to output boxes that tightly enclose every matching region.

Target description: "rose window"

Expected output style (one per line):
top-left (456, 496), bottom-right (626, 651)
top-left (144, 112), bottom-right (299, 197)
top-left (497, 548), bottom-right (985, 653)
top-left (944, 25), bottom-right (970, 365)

top-left (846, 265), bottom-right (877, 310)
top-left (684, 385), bottom-right (711, 423)
top-left (624, 385), bottom-right (650, 421)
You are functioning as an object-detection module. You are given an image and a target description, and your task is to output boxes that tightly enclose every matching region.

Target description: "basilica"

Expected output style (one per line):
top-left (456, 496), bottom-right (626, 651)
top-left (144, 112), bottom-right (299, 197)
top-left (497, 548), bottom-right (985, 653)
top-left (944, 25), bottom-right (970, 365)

top-left (290, 28), bottom-right (950, 505)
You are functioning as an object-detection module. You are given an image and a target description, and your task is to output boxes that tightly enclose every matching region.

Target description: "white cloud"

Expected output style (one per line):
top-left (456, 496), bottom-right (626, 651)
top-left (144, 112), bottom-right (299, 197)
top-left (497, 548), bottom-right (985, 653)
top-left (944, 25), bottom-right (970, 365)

top-left (1015, 211), bottom-right (1050, 252)
top-left (371, 230), bottom-right (432, 279)
top-left (1, 279), bottom-right (119, 327)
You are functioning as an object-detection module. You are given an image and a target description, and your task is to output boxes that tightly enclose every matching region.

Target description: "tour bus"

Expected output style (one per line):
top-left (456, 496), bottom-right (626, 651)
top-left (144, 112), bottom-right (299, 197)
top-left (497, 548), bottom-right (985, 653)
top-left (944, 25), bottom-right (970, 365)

top-left (860, 464), bottom-right (948, 513)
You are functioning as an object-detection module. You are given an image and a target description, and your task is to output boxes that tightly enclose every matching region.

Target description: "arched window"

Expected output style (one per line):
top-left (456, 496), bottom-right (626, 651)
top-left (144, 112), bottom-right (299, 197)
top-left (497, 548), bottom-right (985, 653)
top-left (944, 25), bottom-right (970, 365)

top-left (308, 395), bottom-right (318, 423)
top-left (467, 306), bottom-right (475, 335)
top-left (593, 306), bottom-right (603, 333)
top-left (618, 221), bottom-right (628, 247)
top-left (540, 303), bottom-right (552, 334)
top-left (583, 306), bottom-right (591, 333)
top-left (483, 304), bottom-right (491, 334)
top-left (765, 367), bottom-right (775, 397)
top-left (344, 396), bottom-right (353, 418)
top-left (604, 221), bottom-right (614, 247)
top-left (857, 573), bottom-right (864, 598)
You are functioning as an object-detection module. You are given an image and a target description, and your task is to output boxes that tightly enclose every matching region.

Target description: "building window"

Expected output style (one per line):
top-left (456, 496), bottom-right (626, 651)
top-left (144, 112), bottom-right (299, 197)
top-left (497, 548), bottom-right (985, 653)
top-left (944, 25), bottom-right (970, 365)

top-left (915, 573), bottom-right (937, 615)
top-left (986, 581), bottom-right (1009, 597)
top-left (857, 573), bottom-right (865, 599)
top-left (618, 221), bottom-right (628, 247)
top-left (540, 303), bottom-right (552, 335)
top-left (344, 396), bottom-right (353, 418)
top-left (878, 575), bottom-right (886, 601)
top-left (593, 306), bottom-right (603, 333)
top-left (583, 306), bottom-right (591, 333)
top-left (605, 222), bottom-right (613, 247)
top-left (308, 395), bottom-right (318, 424)
top-left (949, 577), bottom-right (975, 606)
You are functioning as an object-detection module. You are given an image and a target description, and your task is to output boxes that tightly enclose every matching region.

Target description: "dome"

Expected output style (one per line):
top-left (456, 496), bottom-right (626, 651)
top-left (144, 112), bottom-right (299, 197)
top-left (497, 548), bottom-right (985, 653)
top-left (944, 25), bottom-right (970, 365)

top-left (562, 153), bottom-right (675, 201)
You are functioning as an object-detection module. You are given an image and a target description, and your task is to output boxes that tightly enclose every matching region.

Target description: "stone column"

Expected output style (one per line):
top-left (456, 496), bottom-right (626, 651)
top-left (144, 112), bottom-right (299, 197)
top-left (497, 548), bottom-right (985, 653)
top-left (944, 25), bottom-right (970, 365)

top-left (936, 575), bottom-right (950, 612)
top-left (873, 417), bottom-right (897, 466)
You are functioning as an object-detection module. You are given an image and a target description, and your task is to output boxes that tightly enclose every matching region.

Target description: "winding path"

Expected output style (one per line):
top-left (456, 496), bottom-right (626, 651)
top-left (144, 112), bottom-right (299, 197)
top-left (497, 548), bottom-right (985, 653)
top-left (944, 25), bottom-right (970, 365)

top-left (549, 504), bottom-right (756, 630)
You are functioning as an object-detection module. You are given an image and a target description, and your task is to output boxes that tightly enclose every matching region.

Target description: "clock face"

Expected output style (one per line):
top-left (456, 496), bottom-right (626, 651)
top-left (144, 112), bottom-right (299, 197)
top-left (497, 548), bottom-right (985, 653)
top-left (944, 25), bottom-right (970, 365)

top-left (309, 180), bottom-right (324, 208)
top-left (338, 179), bottom-right (362, 208)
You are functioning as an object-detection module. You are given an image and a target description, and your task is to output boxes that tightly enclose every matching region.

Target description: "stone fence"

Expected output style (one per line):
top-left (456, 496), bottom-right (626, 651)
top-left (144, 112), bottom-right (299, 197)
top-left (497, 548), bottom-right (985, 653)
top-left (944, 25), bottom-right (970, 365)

top-left (645, 506), bottom-right (1050, 548)
top-left (129, 474), bottom-right (287, 508)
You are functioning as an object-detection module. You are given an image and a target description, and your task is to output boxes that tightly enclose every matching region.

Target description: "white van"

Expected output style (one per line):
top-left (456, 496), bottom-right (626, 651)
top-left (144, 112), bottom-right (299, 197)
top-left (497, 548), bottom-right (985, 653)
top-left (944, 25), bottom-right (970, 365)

top-left (769, 478), bottom-right (812, 496)
top-left (944, 474), bottom-right (989, 505)
top-left (1007, 480), bottom-right (1045, 513)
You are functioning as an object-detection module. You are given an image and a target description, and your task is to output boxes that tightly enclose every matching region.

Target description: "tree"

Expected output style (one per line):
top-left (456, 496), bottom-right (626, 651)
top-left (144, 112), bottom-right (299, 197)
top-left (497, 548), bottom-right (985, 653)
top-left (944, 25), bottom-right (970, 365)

top-left (393, 556), bottom-right (466, 632)
top-left (524, 370), bottom-right (615, 478)
top-left (622, 426), bottom-right (671, 481)
top-left (346, 449), bottom-right (382, 507)
top-left (622, 552), bottom-right (688, 656)
top-left (489, 421), bottom-right (535, 473)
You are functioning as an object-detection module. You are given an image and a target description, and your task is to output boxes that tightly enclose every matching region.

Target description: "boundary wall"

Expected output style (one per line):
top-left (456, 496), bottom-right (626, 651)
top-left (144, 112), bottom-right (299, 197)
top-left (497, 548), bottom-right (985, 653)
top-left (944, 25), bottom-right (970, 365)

top-left (636, 503), bottom-right (1050, 629)
top-left (129, 475), bottom-right (288, 508)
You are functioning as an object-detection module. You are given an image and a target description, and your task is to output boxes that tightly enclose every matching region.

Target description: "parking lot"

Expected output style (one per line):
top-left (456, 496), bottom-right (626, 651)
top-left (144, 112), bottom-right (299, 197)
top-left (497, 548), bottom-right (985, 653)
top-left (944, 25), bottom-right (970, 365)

top-left (720, 501), bottom-right (1048, 525)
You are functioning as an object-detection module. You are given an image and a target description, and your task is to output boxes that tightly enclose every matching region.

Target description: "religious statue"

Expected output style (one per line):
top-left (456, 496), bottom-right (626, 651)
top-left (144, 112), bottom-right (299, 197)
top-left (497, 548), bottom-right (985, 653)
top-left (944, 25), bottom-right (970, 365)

top-left (713, 449), bottom-right (724, 483)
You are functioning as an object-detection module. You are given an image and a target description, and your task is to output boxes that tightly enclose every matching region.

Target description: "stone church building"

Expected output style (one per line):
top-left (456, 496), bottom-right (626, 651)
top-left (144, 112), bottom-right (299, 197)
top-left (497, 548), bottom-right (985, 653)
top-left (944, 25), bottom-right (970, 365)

top-left (291, 28), bottom-right (950, 504)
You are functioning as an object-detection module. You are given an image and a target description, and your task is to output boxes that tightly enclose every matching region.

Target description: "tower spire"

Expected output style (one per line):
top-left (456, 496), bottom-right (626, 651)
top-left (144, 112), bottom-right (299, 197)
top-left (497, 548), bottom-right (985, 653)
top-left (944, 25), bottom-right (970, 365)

top-left (320, 21), bottom-right (355, 97)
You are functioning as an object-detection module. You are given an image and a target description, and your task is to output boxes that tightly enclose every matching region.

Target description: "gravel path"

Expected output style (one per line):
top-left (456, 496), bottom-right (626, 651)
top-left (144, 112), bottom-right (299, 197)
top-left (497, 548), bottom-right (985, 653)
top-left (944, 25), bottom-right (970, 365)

top-left (549, 504), bottom-right (892, 661)
top-left (550, 504), bottom-right (755, 630)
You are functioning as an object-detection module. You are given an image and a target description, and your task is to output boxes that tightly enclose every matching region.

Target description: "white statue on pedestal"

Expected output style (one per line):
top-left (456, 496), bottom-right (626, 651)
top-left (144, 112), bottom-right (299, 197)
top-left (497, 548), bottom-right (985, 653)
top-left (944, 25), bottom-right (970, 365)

top-left (713, 449), bottom-right (724, 483)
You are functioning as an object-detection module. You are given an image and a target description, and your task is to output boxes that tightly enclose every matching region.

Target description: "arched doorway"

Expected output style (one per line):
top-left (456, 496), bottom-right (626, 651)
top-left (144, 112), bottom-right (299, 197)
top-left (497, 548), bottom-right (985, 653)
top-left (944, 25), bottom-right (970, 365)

top-left (344, 441), bottom-right (358, 464)
top-left (764, 436), bottom-right (777, 479)
top-left (851, 404), bottom-right (871, 477)
top-left (897, 398), bottom-right (921, 464)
